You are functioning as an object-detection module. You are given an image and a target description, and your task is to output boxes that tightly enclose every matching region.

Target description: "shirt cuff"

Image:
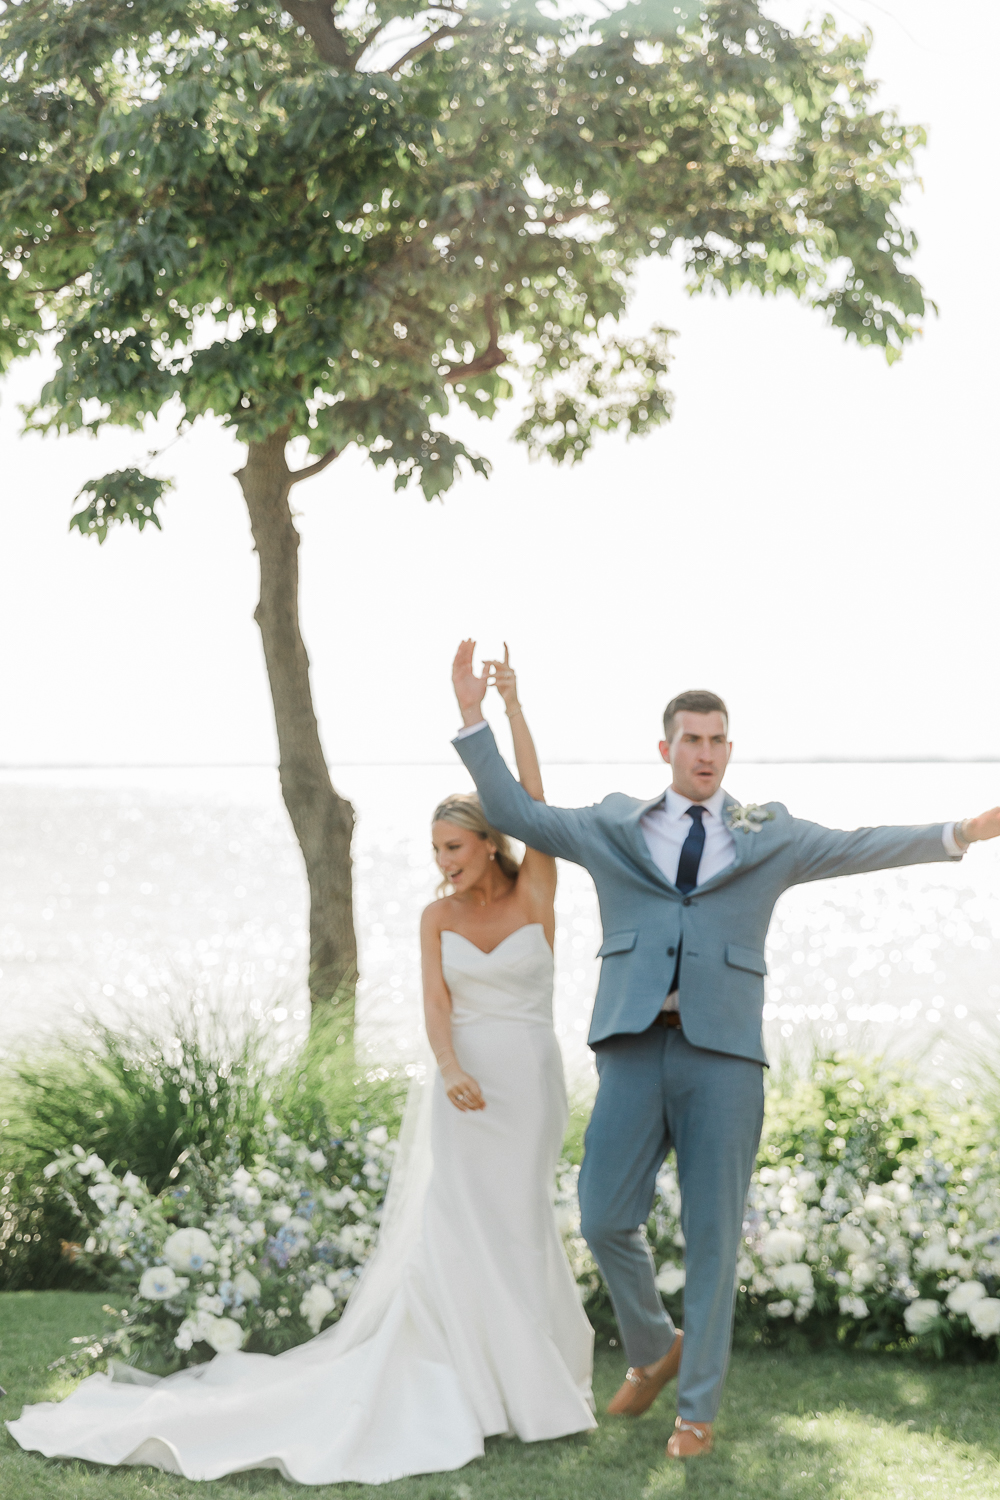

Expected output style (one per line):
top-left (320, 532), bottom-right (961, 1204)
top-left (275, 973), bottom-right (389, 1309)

top-left (454, 719), bottom-right (489, 741)
top-left (942, 821), bottom-right (965, 858)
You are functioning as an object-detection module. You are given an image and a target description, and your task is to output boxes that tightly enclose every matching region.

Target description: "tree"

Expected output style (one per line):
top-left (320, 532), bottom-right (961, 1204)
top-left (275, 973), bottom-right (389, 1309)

top-left (0, 0), bottom-right (928, 1019)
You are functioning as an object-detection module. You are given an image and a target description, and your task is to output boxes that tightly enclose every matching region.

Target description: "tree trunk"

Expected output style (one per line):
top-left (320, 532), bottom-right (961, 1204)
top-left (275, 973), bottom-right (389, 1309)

top-left (235, 430), bottom-right (357, 1020)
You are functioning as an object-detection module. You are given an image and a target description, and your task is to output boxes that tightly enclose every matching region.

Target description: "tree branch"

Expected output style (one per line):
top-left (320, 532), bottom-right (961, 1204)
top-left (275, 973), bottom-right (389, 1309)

top-left (284, 2), bottom-right (355, 70)
top-left (288, 444), bottom-right (340, 485)
top-left (439, 295), bottom-right (507, 384)
top-left (389, 22), bottom-right (467, 76)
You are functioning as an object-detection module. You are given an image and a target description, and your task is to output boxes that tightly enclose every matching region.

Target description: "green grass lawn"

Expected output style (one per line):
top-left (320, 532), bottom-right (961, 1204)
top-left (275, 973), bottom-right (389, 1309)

top-left (1, 1293), bottom-right (998, 1500)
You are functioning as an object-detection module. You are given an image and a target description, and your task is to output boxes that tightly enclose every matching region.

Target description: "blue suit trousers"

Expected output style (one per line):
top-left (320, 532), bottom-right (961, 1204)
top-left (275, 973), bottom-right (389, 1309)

top-left (578, 1026), bottom-right (764, 1422)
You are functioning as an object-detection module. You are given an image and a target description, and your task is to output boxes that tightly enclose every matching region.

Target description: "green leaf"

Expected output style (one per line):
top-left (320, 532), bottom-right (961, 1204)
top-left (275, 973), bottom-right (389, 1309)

top-left (69, 470), bottom-right (173, 544)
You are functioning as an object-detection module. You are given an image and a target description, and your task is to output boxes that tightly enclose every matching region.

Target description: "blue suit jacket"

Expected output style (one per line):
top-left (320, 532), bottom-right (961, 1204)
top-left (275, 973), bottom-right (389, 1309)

top-left (454, 726), bottom-right (958, 1063)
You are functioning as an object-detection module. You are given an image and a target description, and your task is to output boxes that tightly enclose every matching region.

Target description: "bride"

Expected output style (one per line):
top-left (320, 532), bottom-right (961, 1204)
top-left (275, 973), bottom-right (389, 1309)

top-left (7, 642), bottom-right (595, 1485)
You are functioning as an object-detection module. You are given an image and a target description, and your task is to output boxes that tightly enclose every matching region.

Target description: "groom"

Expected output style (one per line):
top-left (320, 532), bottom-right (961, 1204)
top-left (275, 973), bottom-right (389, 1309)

top-left (451, 652), bottom-right (1000, 1458)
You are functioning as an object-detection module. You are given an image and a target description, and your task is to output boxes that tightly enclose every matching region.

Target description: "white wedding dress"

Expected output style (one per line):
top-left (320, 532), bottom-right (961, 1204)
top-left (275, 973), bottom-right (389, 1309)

top-left (8, 923), bottom-right (596, 1484)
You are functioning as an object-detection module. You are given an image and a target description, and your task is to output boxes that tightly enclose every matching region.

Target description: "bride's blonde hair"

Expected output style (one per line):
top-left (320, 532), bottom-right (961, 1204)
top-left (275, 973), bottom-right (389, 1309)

top-left (432, 793), bottom-right (521, 896)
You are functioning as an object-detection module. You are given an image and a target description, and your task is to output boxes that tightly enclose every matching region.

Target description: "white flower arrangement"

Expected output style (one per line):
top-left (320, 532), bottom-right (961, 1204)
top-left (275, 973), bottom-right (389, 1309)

top-left (46, 1121), bottom-right (396, 1376)
top-left (727, 802), bottom-right (775, 834)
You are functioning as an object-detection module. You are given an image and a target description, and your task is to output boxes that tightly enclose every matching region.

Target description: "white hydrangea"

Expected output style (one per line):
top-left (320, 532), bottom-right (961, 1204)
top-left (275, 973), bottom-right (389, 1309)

top-left (904, 1299), bottom-right (943, 1335)
top-left (946, 1281), bottom-right (987, 1316)
top-left (300, 1283), bottom-right (336, 1334)
top-left (838, 1223), bottom-right (870, 1258)
top-left (772, 1262), bottom-right (814, 1298)
top-left (256, 1169), bottom-right (281, 1190)
top-left (654, 1264), bottom-right (686, 1295)
top-left (760, 1228), bottom-right (806, 1266)
top-left (969, 1299), bottom-right (1000, 1339)
top-left (233, 1269), bottom-right (261, 1302)
top-left (839, 1295), bottom-right (869, 1319)
top-left (766, 1299), bottom-right (795, 1319)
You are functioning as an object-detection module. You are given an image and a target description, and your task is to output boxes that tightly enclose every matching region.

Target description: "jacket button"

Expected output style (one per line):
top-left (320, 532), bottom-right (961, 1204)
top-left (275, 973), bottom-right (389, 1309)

top-left (667, 946), bottom-right (676, 957)
top-left (683, 897), bottom-right (692, 907)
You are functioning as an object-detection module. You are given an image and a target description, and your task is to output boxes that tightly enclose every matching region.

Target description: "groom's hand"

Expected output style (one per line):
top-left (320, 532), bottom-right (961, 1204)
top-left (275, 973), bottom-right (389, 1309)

top-left (452, 638), bottom-right (489, 727)
top-left (961, 806), bottom-right (1000, 845)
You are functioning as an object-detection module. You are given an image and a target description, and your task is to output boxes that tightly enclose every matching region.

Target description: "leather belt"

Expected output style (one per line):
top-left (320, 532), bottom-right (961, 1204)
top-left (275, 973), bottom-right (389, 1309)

top-left (652, 1011), bottom-right (682, 1030)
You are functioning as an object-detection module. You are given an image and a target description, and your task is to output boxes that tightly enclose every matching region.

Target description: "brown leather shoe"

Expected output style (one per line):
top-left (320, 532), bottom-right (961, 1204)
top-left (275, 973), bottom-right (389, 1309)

top-left (606, 1330), bottom-right (684, 1416)
top-left (666, 1416), bottom-right (713, 1458)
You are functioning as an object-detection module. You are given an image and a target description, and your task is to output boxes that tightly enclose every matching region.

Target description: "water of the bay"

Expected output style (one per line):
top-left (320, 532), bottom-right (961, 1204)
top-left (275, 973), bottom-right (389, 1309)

top-left (1, 762), bottom-right (997, 1095)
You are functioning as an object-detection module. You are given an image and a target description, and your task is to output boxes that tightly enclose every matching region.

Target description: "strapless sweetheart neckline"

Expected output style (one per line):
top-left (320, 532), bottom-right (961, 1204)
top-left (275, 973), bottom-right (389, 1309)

top-left (440, 922), bottom-right (549, 958)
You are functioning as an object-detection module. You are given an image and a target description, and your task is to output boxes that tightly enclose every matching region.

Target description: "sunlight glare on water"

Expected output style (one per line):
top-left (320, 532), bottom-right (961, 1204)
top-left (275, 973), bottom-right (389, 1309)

top-left (0, 762), bottom-right (996, 1089)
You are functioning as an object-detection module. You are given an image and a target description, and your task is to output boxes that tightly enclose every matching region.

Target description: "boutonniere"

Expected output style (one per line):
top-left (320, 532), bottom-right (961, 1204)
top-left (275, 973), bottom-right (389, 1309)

top-left (727, 802), bottom-right (775, 834)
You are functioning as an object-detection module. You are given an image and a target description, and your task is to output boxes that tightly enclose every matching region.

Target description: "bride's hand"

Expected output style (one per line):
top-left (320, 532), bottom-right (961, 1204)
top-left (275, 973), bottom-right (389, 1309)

top-left (485, 643), bottom-right (521, 717)
top-left (440, 1062), bottom-right (486, 1112)
top-left (452, 639), bottom-right (489, 725)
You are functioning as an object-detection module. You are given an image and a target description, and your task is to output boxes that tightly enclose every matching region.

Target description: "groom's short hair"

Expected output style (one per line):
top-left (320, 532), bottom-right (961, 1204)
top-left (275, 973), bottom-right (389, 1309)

top-left (662, 690), bottom-right (729, 741)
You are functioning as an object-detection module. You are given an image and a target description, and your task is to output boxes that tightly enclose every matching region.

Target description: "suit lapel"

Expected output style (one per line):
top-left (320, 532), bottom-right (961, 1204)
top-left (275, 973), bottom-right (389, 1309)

top-left (693, 791), bottom-right (762, 894)
top-left (620, 794), bottom-right (681, 894)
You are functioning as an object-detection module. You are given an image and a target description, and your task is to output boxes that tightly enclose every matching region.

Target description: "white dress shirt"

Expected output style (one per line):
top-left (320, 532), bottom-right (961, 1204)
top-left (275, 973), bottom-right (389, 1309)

top-left (639, 785), bottom-right (735, 889)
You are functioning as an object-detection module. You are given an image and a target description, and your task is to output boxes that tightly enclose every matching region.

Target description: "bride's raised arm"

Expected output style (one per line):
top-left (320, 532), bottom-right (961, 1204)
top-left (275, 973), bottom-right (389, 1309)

top-left (487, 644), bottom-right (545, 803)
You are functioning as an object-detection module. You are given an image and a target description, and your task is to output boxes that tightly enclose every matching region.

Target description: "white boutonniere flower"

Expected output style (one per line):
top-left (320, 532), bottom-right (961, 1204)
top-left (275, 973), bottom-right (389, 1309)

top-left (728, 802), bottom-right (775, 834)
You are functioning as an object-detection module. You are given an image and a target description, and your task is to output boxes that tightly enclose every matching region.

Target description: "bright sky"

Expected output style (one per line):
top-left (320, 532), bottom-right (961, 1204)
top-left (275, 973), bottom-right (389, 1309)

top-left (2, 1), bottom-right (996, 770)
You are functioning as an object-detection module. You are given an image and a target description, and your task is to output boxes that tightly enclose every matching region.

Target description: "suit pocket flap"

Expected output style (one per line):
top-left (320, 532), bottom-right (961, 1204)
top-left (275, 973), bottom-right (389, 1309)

top-left (725, 942), bottom-right (767, 977)
top-left (598, 930), bottom-right (638, 958)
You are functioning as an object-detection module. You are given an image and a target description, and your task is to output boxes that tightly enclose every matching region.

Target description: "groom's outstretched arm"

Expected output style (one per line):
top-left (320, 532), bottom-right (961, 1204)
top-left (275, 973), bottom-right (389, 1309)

top-left (791, 819), bottom-right (956, 885)
top-left (791, 804), bottom-right (1000, 884)
top-left (454, 722), bottom-right (595, 864)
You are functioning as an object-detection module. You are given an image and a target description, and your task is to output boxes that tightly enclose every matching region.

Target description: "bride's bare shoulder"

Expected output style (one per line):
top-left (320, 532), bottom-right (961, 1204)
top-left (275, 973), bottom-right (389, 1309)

top-left (420, 897), bottom-right (453, 933)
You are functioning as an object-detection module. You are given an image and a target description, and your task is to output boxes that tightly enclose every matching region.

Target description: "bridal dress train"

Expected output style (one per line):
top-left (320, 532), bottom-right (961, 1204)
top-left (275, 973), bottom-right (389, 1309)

top-left (8, 923), bottom-right (596, 1484)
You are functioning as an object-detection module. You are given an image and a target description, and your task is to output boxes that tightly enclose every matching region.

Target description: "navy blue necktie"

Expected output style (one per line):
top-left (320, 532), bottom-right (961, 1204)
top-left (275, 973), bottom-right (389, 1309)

top-left (668, 806), bottom-right (706, 997)
top-left (675, 805), bottom-right (706, 894)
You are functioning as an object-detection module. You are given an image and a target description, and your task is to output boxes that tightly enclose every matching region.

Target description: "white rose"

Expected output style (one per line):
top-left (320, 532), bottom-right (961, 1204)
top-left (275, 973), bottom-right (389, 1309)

top-left (839, 1294), bottom-right (869, 1319)
top-left (204, 1316), bottom-right (245, 1354)
top-left (946, 1281), bottom-right (988, 1316)
top-left (308, 1151), bottom-right (327, 1172)
top-left (968, 1298), bottom-right (1000, 1340)
top-left (838, 1223), bottom-right (870, 1257)
top-left (654, 1264), bottom-right (686, 1295)
top-left (904, 1299), bottom-right (942, 1335)
top-left (233, 1269), bottom-right (261, 1302)
top-left (767, 1299), bottom-right (795, 1319)
top-left (138, 1265), bottom-right (182, 1301)
top-left (256, 1169), bottom-right (281, 1190)
top-left (269, 1203), bottom-right (293, 1226)
top-left (760, 1229), bottom-right (806, 1266)
top-left (163, 1227), bottom-right (216, 1273)
top-left (300, 1283), bottom-right (336, 1334)
top-left (773, 1262), bottom-right (814, 1298)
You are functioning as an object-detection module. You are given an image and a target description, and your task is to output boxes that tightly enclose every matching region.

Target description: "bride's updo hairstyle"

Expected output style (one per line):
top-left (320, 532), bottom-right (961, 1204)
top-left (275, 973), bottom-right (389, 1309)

top-left (432, 793), bottom-right (521, 896)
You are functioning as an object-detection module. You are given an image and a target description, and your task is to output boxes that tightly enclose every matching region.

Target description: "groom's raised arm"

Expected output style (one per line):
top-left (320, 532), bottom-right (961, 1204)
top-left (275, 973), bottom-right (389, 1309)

top-left (791, 818), bottom-right (959, 885)
top-left (453, 722), bottom-right (595, 864)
